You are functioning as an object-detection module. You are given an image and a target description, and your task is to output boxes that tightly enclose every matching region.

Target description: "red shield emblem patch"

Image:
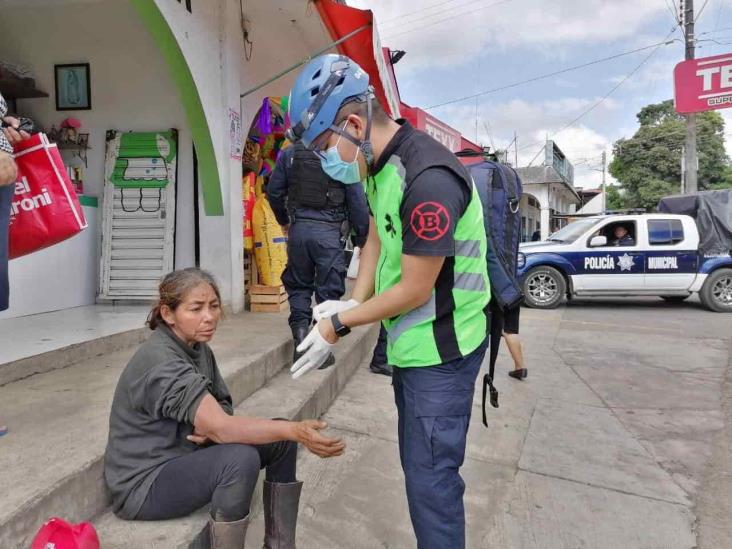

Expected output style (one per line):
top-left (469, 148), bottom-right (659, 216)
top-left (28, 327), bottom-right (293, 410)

top-left (410, 202), bottom-right (450, 241)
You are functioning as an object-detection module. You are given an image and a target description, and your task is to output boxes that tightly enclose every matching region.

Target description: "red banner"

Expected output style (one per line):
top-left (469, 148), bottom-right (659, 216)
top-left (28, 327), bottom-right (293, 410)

top-left (674, 52), bottom-right (732, 114)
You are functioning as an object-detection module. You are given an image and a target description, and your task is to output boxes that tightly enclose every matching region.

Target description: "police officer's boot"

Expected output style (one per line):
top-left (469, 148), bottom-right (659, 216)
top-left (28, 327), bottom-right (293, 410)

top-left (318, 352), bottom-right (335, 369)
top-left (291, 324), bottom-right (310, 363)
top-left (263, 480), bottom-right (303, 548)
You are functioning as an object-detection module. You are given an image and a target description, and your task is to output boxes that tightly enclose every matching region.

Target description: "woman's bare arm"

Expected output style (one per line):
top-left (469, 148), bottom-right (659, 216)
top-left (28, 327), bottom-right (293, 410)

top-left (192, 394), bottom-right (345, 458)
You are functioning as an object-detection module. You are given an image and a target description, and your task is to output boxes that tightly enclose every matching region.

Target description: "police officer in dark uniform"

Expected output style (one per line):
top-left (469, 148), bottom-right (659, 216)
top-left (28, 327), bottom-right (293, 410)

top-left (611, 224), bottom-right (635, 246)
top-left (267, 142), bottom-right (369, 361)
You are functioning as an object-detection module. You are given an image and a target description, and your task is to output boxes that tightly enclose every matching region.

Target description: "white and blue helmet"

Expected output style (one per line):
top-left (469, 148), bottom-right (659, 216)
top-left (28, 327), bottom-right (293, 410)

top-left (286, 54), bottom-right (372, 149)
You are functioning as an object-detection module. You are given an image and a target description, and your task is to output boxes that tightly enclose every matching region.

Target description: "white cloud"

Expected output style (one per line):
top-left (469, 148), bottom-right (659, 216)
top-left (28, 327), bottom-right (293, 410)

top-left (350, 0), bottom-right (671, 68)
top-left (432, 95), bottom-right (619, 187)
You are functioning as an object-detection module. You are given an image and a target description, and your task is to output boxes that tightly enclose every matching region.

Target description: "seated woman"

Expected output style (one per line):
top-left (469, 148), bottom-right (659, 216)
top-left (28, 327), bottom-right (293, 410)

top-left (104, 268), bottom-right (344, 548)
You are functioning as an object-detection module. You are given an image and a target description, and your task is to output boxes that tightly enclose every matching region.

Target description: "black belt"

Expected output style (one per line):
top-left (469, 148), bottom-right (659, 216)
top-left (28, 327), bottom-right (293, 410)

top-left (291, 216), bottom-right (343, 226)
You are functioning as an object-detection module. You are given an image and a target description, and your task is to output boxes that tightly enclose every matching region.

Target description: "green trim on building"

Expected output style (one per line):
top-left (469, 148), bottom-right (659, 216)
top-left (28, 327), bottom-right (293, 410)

top-left (79, 195), bottom-right (98, 207)
top-left (129, 0), bottom-right (224, 216)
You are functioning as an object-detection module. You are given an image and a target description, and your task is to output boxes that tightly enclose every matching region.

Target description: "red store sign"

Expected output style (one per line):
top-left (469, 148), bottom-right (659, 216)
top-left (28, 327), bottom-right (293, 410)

top-left (674, 52), bottom-right (732, 114)
top-left (401, 103), bottom-right (462, 152)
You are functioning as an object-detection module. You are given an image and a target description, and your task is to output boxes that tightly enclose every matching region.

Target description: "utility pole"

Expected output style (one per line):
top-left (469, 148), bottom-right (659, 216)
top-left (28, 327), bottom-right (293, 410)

top-left (601, 150), bottom-right (607, 212)
top-left (681, 0), bottom-right (698, 193)
top-left (514, 131), bottom-right (518, 167)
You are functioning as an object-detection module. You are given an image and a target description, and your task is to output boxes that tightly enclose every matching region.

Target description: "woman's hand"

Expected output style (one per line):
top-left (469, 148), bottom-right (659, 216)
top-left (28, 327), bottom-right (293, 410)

top-left (0, 151), bottom-right (16, 187)
top-left (2, 117), bottom-right (31, 145)
top-left (292, 419), bottom-right (345, 458)
top-left (186, 428), bottom-right (213, 447)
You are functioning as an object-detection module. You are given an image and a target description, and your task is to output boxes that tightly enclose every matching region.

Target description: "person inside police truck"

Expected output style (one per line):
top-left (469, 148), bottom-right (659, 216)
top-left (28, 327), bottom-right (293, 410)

top-left (610, 224), bottom-right (635, 247)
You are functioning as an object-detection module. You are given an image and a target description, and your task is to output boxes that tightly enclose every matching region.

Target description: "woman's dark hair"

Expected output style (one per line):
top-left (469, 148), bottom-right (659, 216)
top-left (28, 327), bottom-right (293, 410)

top-left (147, 268), bottom-right (222, 330)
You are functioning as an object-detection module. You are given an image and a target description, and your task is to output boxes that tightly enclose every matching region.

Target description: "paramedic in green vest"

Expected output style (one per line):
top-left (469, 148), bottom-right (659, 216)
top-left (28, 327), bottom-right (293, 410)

top-left (286, 54), bottom-right (490, 549)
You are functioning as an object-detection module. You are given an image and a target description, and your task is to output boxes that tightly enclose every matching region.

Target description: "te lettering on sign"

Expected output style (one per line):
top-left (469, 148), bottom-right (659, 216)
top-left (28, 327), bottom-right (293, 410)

top-left (674, 52), bottom-right (732, 114)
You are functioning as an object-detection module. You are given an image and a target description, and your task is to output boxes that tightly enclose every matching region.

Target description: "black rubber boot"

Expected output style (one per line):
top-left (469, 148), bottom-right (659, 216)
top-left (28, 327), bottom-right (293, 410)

top-left (318, 353), bottom-right (335, 370)
top-left (369, 363), bottom-right (393, 377)
top-left (291, 324), bottom-right (310, 364)
top-left (263, 481), bottom-right (303, 548)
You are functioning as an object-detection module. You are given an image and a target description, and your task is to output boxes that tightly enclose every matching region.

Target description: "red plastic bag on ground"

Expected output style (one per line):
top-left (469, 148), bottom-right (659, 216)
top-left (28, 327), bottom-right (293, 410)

top-left (30, 517), bottom-right (100, 549)
top-left (8, 133), bottom-right (87, 259)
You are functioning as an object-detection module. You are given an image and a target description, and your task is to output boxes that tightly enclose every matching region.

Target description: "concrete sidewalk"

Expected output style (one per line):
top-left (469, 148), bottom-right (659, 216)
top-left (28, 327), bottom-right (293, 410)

top-left (250, 297), bottom-right (731, 548)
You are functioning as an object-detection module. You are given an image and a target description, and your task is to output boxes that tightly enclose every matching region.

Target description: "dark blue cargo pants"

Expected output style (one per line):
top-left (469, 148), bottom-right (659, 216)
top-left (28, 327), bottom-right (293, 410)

top-left (392, 340), bottom-right (487, 549)
top-left (281, 219), bottom-right (347, 328)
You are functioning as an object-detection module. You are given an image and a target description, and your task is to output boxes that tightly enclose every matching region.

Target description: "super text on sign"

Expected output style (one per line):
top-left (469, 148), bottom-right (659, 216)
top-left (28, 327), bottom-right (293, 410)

top-left (674, 52), bottom-right (732, 114)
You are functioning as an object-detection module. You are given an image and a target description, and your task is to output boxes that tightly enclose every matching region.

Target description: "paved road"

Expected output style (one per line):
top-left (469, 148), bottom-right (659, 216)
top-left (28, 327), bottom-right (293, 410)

top-left (251, 296), bottom-right (732, 548)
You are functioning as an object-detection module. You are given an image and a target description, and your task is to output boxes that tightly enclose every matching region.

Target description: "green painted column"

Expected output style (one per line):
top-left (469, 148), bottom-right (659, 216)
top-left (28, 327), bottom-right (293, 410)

top-left (129, 0), bottom-right (224, 216)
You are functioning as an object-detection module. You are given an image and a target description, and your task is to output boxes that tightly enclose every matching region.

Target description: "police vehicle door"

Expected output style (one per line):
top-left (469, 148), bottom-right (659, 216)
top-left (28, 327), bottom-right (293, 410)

top-left (643, 217), bottom-right (698, 291)
top-left (573, 218), bottom-right (645, 292)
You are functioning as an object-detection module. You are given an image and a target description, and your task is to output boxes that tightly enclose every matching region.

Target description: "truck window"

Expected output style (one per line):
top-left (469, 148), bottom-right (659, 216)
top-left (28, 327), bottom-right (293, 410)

top-left (545, 218), bottom-right (601, 243)
top-left (648, 219), bottom-right (684, 245)
top-left (588, 220), bottom-right (637, 247)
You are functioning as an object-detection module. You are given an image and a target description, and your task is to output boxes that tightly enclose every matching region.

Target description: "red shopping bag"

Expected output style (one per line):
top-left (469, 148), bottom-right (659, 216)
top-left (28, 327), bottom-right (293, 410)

top-left (30, 517), bottom-right (100, 549)
top-left (8, 133), bottom-right (87, 259)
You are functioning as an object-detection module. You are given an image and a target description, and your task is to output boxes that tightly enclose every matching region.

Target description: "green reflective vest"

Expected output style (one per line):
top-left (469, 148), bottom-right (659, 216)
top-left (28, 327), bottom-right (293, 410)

top-left (366, 126), bottom-right (490, 368)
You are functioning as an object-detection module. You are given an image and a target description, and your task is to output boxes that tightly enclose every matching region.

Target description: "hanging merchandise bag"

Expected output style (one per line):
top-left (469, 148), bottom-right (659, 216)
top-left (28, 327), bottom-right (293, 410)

top-left (8, 133), bottom-right (87, 259)
top-left (30, 517), bottom-right (100, 549)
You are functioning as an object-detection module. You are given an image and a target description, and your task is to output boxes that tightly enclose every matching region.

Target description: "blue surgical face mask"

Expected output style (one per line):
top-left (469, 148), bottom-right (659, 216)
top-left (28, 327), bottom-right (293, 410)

top-left (319, 122), bottom-right (362, 184)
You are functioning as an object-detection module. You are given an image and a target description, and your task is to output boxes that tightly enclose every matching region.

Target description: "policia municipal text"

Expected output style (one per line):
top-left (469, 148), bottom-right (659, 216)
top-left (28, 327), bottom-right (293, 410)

top-left (287, 55), bottom-right (490, 548)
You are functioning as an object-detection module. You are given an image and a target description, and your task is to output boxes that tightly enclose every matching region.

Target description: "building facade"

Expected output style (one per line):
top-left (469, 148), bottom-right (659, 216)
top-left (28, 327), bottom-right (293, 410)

top-left (516, 141), bottom-right (581, 241)
top-left (0, 0), bottom-right (338, 319)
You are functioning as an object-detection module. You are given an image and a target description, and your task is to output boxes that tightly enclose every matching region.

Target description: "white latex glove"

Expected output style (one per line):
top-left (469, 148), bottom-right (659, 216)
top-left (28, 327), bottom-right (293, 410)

top-left (291, 325), bottom-right (335, 379)
top-left (313, 298), bottom-right (359, 322)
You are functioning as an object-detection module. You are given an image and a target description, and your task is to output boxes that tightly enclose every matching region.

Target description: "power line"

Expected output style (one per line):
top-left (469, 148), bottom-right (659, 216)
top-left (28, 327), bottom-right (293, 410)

top-left (379, 0), bottom-right (482, 30)
top-left (697, 0), bottom-right (714, 20)
top-left (521, 28), bottom-right (678, 165)
top-left (381, 0), bottom-right (511, 40)
top-left (663, 0), bottom-right (682, 24)
top-left (424, 38), bottom-right (676, 111)
top-left (712, 1), bottom-right (726, 34)
top-left (378, 0), bottom-right (468, 26)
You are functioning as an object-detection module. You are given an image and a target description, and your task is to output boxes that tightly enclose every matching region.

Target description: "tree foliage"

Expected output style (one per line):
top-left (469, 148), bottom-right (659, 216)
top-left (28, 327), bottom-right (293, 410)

top-left (608, 100), bottom-right (731, 210)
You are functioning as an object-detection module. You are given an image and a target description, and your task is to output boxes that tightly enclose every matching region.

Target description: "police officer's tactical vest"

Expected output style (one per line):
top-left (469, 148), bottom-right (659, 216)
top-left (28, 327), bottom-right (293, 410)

top-left (288, 144), bottom-right (347, 211)
top-left (366, 125), bottom-right (490, 368)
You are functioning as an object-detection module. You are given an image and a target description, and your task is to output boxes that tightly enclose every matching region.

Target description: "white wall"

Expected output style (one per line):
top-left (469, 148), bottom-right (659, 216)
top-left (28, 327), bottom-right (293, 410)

top-left (156, 0), bottom-right (245, 311)
top-left (578, 193), bottom-right (604, 215)
top-left (0, 0), bottom-right (196, 317)
top-left (0, 206), bottom-right (97, 320)
top-left (155, 0), bottom-right (332, 311)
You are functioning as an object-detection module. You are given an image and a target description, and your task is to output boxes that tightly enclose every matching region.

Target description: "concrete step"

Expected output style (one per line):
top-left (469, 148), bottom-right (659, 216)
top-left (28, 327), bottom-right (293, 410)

top-left (93, 324), bottom-right (378, 549)
top-left (0, 305), bottom-right (149, 386)
top-left (0, 313), bottom-right (295, 548)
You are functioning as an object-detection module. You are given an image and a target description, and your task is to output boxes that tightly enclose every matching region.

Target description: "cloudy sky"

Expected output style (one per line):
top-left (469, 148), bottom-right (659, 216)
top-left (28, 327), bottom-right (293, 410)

top-left (349, 0), bottom-right (732, 188)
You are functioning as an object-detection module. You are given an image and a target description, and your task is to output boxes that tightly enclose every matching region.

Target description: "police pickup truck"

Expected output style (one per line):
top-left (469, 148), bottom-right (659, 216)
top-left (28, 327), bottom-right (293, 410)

top-left (517, 213), bottom-right (732, 312)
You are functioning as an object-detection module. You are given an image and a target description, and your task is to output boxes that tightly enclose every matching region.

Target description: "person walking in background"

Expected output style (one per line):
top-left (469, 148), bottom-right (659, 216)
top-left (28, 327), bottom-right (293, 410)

top-left (501, 303), bottom-right (527, 380)
top-left (367, 326), bottom-right (392, 376)
top-left (267, 141), bottom-right (369, 365)
top-left (0, 92), bottom-right (31, 437)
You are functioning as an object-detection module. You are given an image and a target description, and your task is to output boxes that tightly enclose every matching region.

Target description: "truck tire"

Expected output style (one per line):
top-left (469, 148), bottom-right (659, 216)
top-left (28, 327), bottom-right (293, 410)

top-left (523, 266), bottom-right (566, 309)
top-left (661, 295), bottom-right (690, 303)
top-left (700, 269), bottom-right (732, 313)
